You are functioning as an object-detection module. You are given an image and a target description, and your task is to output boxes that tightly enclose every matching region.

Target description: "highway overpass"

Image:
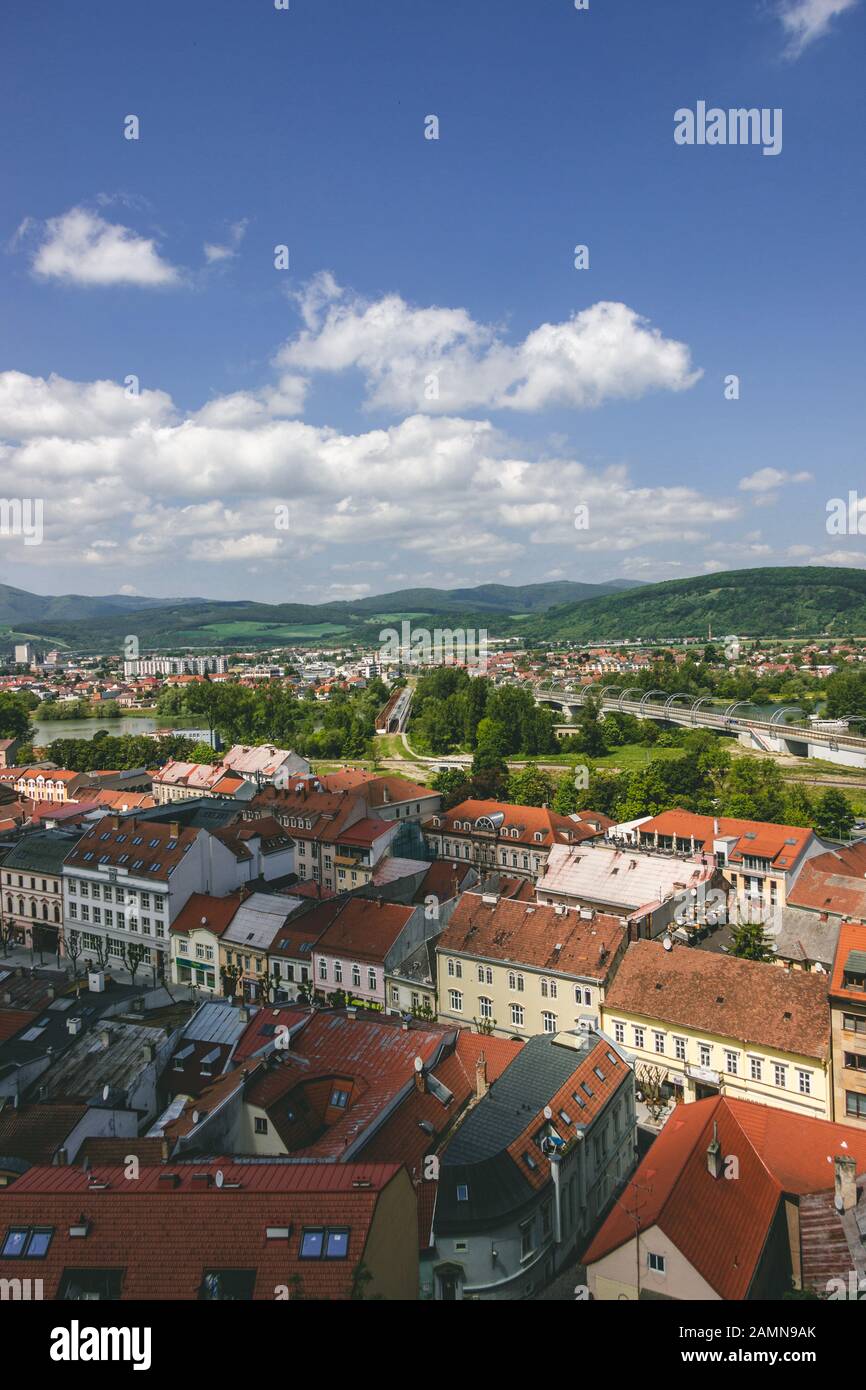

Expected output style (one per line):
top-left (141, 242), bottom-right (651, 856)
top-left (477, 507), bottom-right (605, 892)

top-left (535, 685), bottom-right (866, 770)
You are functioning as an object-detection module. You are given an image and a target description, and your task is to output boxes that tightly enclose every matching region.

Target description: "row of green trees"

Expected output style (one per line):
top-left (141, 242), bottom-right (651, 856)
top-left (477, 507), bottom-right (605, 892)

top-left (431, 731), bottom-right (856, 840)
top-left (155, 676), bottom-right (389, 761)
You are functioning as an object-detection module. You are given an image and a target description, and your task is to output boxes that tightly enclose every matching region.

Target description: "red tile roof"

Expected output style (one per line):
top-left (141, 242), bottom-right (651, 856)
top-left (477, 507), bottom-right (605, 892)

top-left (830, 919), bottom-right (866, 1004)
top-left (636, 809), bottom-right (814, 872)
top-left (0, 1101), bottom-right (87, 1165)
top-left (316, 897), bottom-right (415, 965)
top-left (425, 799), bottom-right (600, 849)
top-left (583, 1096), bottom-right (866, 1299)
top-left (0, 1159), bottom-right (410, 1300)
top-left (170, 890), bottom-right (244, 938)
top-left (244, 1011), bottom-right (452, 1159)
top-left (604, 938), bottom-right (830, 1060)
top-left (233, 1006), bottom-right (310, 1061)
top-left (438, 894), bottom-right (625, 982)
top-left (789, 843), bottom-right (866, 919)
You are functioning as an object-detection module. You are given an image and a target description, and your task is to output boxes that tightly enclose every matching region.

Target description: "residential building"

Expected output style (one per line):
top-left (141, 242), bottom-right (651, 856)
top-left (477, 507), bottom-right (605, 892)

top-left (169, 890), bottom-right (247, 995)
top-left (220, 892), bottom-right (304, 1003)
top-left (435, 891), bottom-right (626, 1039)
top-left (0, 1160), bottom-right (419, 1300)
top-left (423, 799), bottom-right (603, 883)
top-left (601, 939), bottom-right (831, 1119)
top-left (248, 782), bottom-right (398, 894)
top-left (583, 1095), bottom-right (866, 1300)
top-left (151, 761), bottom-right (255, 804)
top-left (238, 1011), bottom-right (456, 1158)
top-left (1, 830), bottom-right (79, 956)
top-left (430, 1030), bottom-right (636, 1299)
top-left (620, 809), bottom-right (823, 912)
top-left (0, 738), bottom-right (21, 769)
top-left (61, 815), bottom-right (251, 980)
top-left (318, 769), bottom-right (441, 824)
top-left (788, 840), bottom-right (866, 921)
top-left (0, 769), bottom-right (87, 805)
top-left (313, 896), bottom-right (432, 1011)
top-left (220, 744), bottom-right (310, 786)
top-left (535, 842), bottom-right (723, 938)
top-left (829, 920), bottom-right (866, 1127)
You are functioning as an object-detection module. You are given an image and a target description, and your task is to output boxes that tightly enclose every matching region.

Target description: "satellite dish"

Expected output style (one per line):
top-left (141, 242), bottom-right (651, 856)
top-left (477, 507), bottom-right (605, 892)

top-left (215, 1169), bottom-right (224, 1188)
top-left (543, 1105), bottom-right (553, 1120)
top-left (663, 937), bottom-right (673, 951)
top-left (413, 1056), bottom-right (423, 1072)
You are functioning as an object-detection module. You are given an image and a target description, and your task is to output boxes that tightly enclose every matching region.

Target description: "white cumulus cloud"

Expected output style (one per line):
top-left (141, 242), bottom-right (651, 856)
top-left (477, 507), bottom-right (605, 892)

top-left (31, 207), bottom-right (182, 287)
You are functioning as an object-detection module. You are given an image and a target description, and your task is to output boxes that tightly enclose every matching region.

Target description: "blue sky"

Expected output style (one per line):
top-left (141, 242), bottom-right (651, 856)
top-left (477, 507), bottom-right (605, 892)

top-left (1, 0), bottom-right (864, 602)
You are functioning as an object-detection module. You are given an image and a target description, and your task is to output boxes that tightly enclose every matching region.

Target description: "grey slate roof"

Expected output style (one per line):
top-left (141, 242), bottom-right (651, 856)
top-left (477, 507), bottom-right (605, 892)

top-left (773, 906), bottom-right (840, 968)
top-left (2, 829), bottom-right (82, 876)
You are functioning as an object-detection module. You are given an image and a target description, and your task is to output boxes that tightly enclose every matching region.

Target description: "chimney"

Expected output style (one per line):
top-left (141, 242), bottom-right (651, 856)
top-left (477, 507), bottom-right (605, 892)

top-left (834, 1154), bottom-right (857, 1213)
top-left (706, 1119), bottom-right (723, 1179)
top-left (475, 1053), bottom-right (489, 1100)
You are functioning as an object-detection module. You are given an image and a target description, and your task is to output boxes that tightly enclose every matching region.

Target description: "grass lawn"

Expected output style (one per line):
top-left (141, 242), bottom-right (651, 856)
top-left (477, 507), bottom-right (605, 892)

top-left (373, 733), bottom-right (406, 758)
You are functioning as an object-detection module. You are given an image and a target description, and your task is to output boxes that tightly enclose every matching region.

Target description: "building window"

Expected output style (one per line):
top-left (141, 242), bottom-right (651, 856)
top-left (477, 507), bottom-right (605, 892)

top-left (843, 1013), bottom-right (866, 1035)
top-left (653, 1031), bottom-right (665, 1055)
top-left (254, 1117), bottom-right (268, 1135)
top-left (520, 1221), bottom-right (533, 1260)
top-left (542, 1011), bottom-right (557, 1034)
top-left (725, 1051), bottom-right (738, 1075)
top-left (699, 1044), bottom-right (711, 1068)
top-left (674, 1036), bottom-right (686, 1062)
top-left (846, 1091), bottom-right (866, 1119)
top-left (774, 1063), bottom-right (787, 1089)
top-left (633, 1026), bottom-right (645, 1049)
top-left (334, 961), bottom-right (342, 984)
top-left (749, 1056), bottom-right (763, 1081)
top-left (352, 965), bottom-right (361, 988)
top-left (511, 1003), bottom-right (525, 1028)
top-left (479, 996), bottom-right (493, 1020)
top-left (449, 989), bottom-right (463, 1012)
top-left (647, 1252), bottom-right (666, 1275)
top-left (318, 959), bottom-right (328, 981)
top-left (613, 1021), bottom-right (625, 1044)
top-left (797, 1070), bottom-right (812, 1096)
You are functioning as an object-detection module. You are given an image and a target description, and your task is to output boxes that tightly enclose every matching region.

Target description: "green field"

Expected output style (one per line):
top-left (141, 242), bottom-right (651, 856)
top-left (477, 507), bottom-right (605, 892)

top-left (174, 621), bottom-right (352, 642)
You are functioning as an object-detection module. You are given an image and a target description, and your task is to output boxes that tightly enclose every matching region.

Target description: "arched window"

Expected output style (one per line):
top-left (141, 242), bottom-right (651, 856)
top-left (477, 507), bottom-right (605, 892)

top-left (53, 904), bottom-right (60, 922)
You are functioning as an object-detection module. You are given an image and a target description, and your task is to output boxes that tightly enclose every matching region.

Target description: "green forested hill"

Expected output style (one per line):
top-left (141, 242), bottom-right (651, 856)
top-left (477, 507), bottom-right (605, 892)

top-left (525, 567), bottom-right (866, 641)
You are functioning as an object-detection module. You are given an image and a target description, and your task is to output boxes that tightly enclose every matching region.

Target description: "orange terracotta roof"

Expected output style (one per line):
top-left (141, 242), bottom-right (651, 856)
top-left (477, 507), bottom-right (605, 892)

top-left (438, 894), bottom-right (625, 982)
top-left (583, 1096), bottom-right (866, 1299)
top-left (604, 939), bottom-right (830, 1060)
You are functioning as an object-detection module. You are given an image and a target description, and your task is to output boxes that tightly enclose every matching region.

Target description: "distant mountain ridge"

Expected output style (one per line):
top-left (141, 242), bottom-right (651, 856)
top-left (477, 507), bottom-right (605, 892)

top-left (0, 577), bottom-right (641, 651)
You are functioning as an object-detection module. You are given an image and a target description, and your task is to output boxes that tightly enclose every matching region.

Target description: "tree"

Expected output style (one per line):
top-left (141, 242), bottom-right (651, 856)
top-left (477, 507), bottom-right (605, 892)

top-left (719, 757), bottom-right (788, 824)
top-left (120, 941), bottom-right (148, 986)
top-left (507, 764), bottom-right (555, 808)
top-left (784, 782), bottom-right (815, 826)
top-left (813, 788), bottom-right (855, 841)
top-left (728, 921), bottom-right (776, 963)
top-left (635, 1063), bottom-right (668, 1124)
top-left (0, 692), bottom-right (33, 741)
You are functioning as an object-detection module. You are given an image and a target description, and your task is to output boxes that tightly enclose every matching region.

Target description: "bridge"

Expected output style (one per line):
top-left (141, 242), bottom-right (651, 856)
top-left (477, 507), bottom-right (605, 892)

top-left (534, 684), bottom-right (866, 770)
top-left (375, 684), bottom-right (413, 734)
